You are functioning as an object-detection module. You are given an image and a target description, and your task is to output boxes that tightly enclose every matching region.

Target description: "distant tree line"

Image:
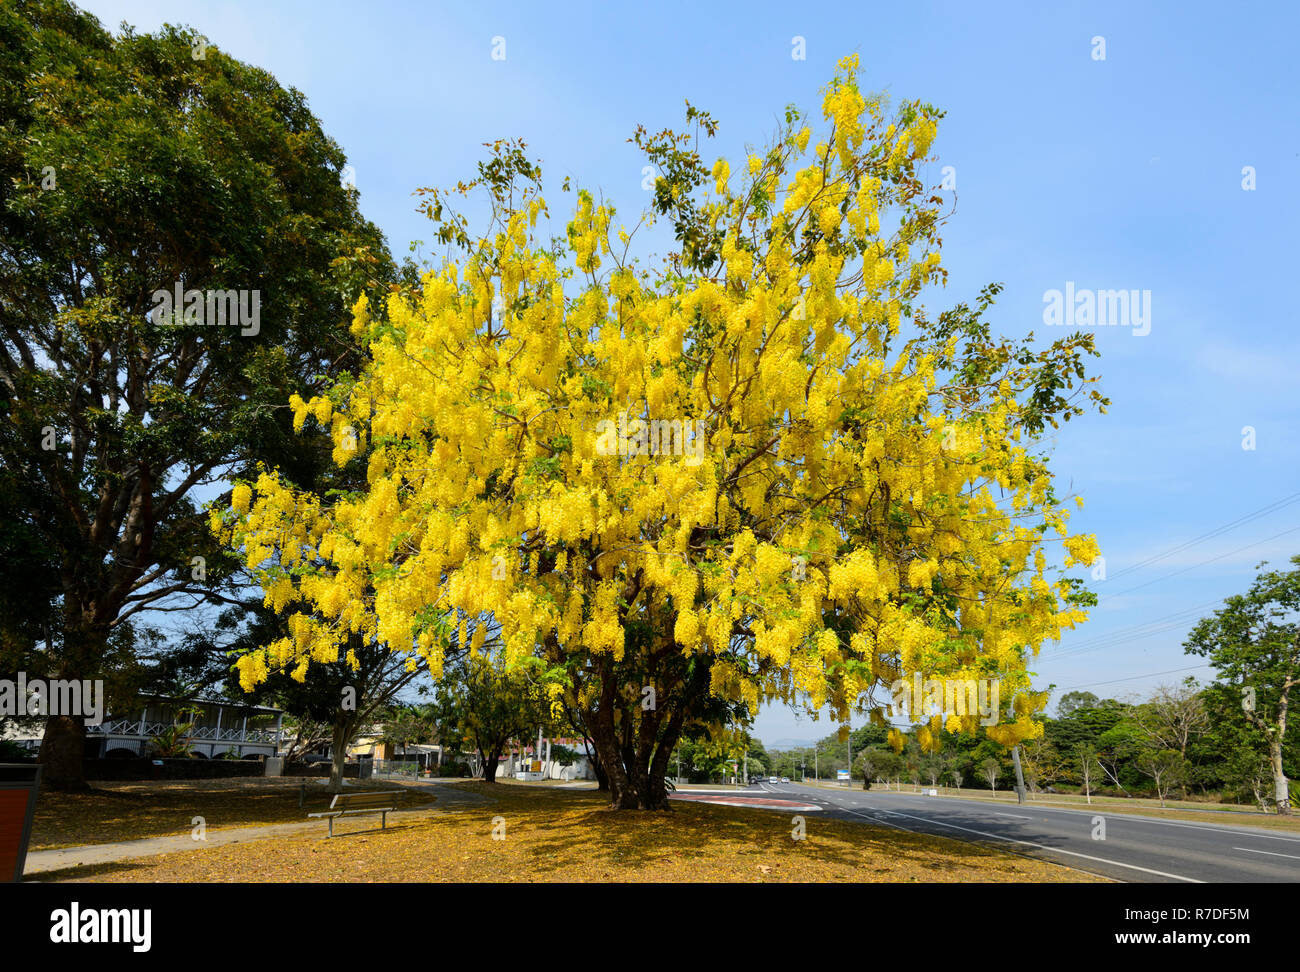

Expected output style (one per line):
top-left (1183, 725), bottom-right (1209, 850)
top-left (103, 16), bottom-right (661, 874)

top-left (770, 557), bottom-right (1300, 813)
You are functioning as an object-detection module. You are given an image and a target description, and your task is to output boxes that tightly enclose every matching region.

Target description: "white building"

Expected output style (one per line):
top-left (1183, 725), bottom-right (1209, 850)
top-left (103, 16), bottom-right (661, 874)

top-left (498, 736), bottom-right (597, 781)
top-left (79, 696), bottom-right (285, 758)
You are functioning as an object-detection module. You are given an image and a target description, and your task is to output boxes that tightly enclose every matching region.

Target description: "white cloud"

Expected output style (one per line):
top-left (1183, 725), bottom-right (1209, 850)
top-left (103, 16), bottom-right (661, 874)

top-left (1193, 341), bottom-right (1296, 389)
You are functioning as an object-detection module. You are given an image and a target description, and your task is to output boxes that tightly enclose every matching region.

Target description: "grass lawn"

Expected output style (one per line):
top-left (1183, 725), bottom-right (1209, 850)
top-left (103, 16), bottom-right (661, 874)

top-left (33, 779), bottom-right (1103, 883)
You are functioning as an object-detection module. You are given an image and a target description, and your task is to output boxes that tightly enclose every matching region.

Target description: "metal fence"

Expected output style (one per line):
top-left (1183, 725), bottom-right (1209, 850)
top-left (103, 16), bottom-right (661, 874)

top-left (369, 759), bottom-right (424, 780)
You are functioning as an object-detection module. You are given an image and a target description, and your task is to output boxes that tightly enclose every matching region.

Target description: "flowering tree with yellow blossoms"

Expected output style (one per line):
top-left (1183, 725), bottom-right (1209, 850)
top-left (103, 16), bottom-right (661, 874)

top-left (217, 56), bottom-right (1106, 810)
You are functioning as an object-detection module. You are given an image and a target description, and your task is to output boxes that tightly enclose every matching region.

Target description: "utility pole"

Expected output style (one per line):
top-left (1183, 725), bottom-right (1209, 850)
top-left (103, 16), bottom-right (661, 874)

top-left (1011, 744), bottom-right (1028, 805)
top-left (1005, 689), bottom-right (1028, 805)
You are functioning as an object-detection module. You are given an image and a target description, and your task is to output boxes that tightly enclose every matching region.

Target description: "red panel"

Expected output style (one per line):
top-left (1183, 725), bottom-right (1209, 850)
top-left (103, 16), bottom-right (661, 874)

top-left (0, 789), bottom-right (34, 881)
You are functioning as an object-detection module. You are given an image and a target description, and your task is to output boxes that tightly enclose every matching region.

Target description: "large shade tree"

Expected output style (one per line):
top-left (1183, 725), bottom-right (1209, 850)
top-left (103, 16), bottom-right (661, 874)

top-left (224, 57), bottom-right (1106, 809)
top-left (1185, 555), bottom-right (1300, 813)
top-left (0, 1), bottom-right (395, 788)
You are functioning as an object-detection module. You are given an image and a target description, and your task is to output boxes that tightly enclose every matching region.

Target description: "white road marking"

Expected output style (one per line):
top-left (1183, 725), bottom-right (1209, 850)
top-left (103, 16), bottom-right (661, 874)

top-left (995, 812), bottom-right (1032, 820)
top-left (842, 804), bottom-right (1203, 883)
top-left (840, 807), bottom-right (924, 836)
top-left (1233, 847), bottom-right (1300, 861)
top-left (873, 793), bottom-right (1300, 843)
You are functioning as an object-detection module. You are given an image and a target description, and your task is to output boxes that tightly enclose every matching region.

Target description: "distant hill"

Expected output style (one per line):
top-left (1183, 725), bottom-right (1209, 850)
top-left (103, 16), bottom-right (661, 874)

top-left (763, 737), bottom-right (821, 750)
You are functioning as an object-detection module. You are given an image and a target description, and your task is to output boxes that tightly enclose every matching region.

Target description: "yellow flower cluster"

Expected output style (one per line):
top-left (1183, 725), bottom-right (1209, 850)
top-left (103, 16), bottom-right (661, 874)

top-left (218, 55), bottom-right (1102, 750)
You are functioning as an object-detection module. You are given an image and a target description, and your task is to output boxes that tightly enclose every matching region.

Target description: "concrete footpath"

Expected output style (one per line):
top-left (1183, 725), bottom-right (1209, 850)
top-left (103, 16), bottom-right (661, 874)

top-left (23, 780), bottom-right (493, 879)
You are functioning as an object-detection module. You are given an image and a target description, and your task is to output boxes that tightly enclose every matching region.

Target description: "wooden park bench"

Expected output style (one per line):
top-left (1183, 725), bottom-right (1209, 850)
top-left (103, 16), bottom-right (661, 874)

top-left (307, 789), bottom-right (404, 838)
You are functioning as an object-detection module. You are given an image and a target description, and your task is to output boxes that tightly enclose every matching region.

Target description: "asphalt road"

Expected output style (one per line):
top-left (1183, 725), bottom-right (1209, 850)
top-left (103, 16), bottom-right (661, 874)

top-left (747, 780), bottom-right (1300, 883)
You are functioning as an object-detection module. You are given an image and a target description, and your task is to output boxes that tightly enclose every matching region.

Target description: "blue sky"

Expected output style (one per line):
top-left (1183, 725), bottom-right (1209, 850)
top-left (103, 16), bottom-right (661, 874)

top-left (78, 1), bottom-right (1300, 746)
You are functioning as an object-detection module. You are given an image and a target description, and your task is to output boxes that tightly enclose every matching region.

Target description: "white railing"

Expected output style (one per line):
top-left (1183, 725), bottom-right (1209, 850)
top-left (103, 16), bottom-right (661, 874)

top-left (88, 720), bottom-right (284, 744)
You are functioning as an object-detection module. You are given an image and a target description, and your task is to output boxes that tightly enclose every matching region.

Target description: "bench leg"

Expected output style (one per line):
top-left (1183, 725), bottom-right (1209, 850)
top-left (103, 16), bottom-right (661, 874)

top-left (328, 816), bottom-right (334, 838)
top-left (381, 811), bottom-right (388, 830)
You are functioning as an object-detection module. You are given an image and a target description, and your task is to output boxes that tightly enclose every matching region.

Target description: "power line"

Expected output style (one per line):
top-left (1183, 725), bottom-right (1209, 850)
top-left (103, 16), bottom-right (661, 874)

top-left (1050, 663), bottom-right (1214, 694)
top-left (1027, 495), bottom-right (1300, 685)
top-left (1051, 619), bottom-right (1202, 661)
top-left (1049, 604), bottom-right (1225, 659)
top-left (1041, 501), bottom-right (1300, 662)
top-left (1046, 525), bottom-right (1299, 660)
top-left (1044, 598), bottom-right (1223, 658)
top-left (1103, 524), bottom-right (1300, 599)
top-left (1103, 489), bottom-right (1300, 581)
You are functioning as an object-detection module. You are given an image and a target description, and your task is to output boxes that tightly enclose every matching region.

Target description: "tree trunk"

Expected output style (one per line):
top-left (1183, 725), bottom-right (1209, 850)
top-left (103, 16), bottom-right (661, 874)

top-left (1270, 738), bottom-right (1290, 814)
top-left (556, 689), bottom-right (603, 789)
top-left (587, 704), bottom-right (681, 810)
top-left (37, 616), bottom-right (108, 791)
top-left (591, 752), bottom-right (609, 790)
top-left (645, 733), bottom-right (677, 807)
top-left (480, 745), bottom-right (502, 782)
top-left (328, 720), bottom-right (351, 792)
top-left (39, 714), bottom-right (91, 792)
